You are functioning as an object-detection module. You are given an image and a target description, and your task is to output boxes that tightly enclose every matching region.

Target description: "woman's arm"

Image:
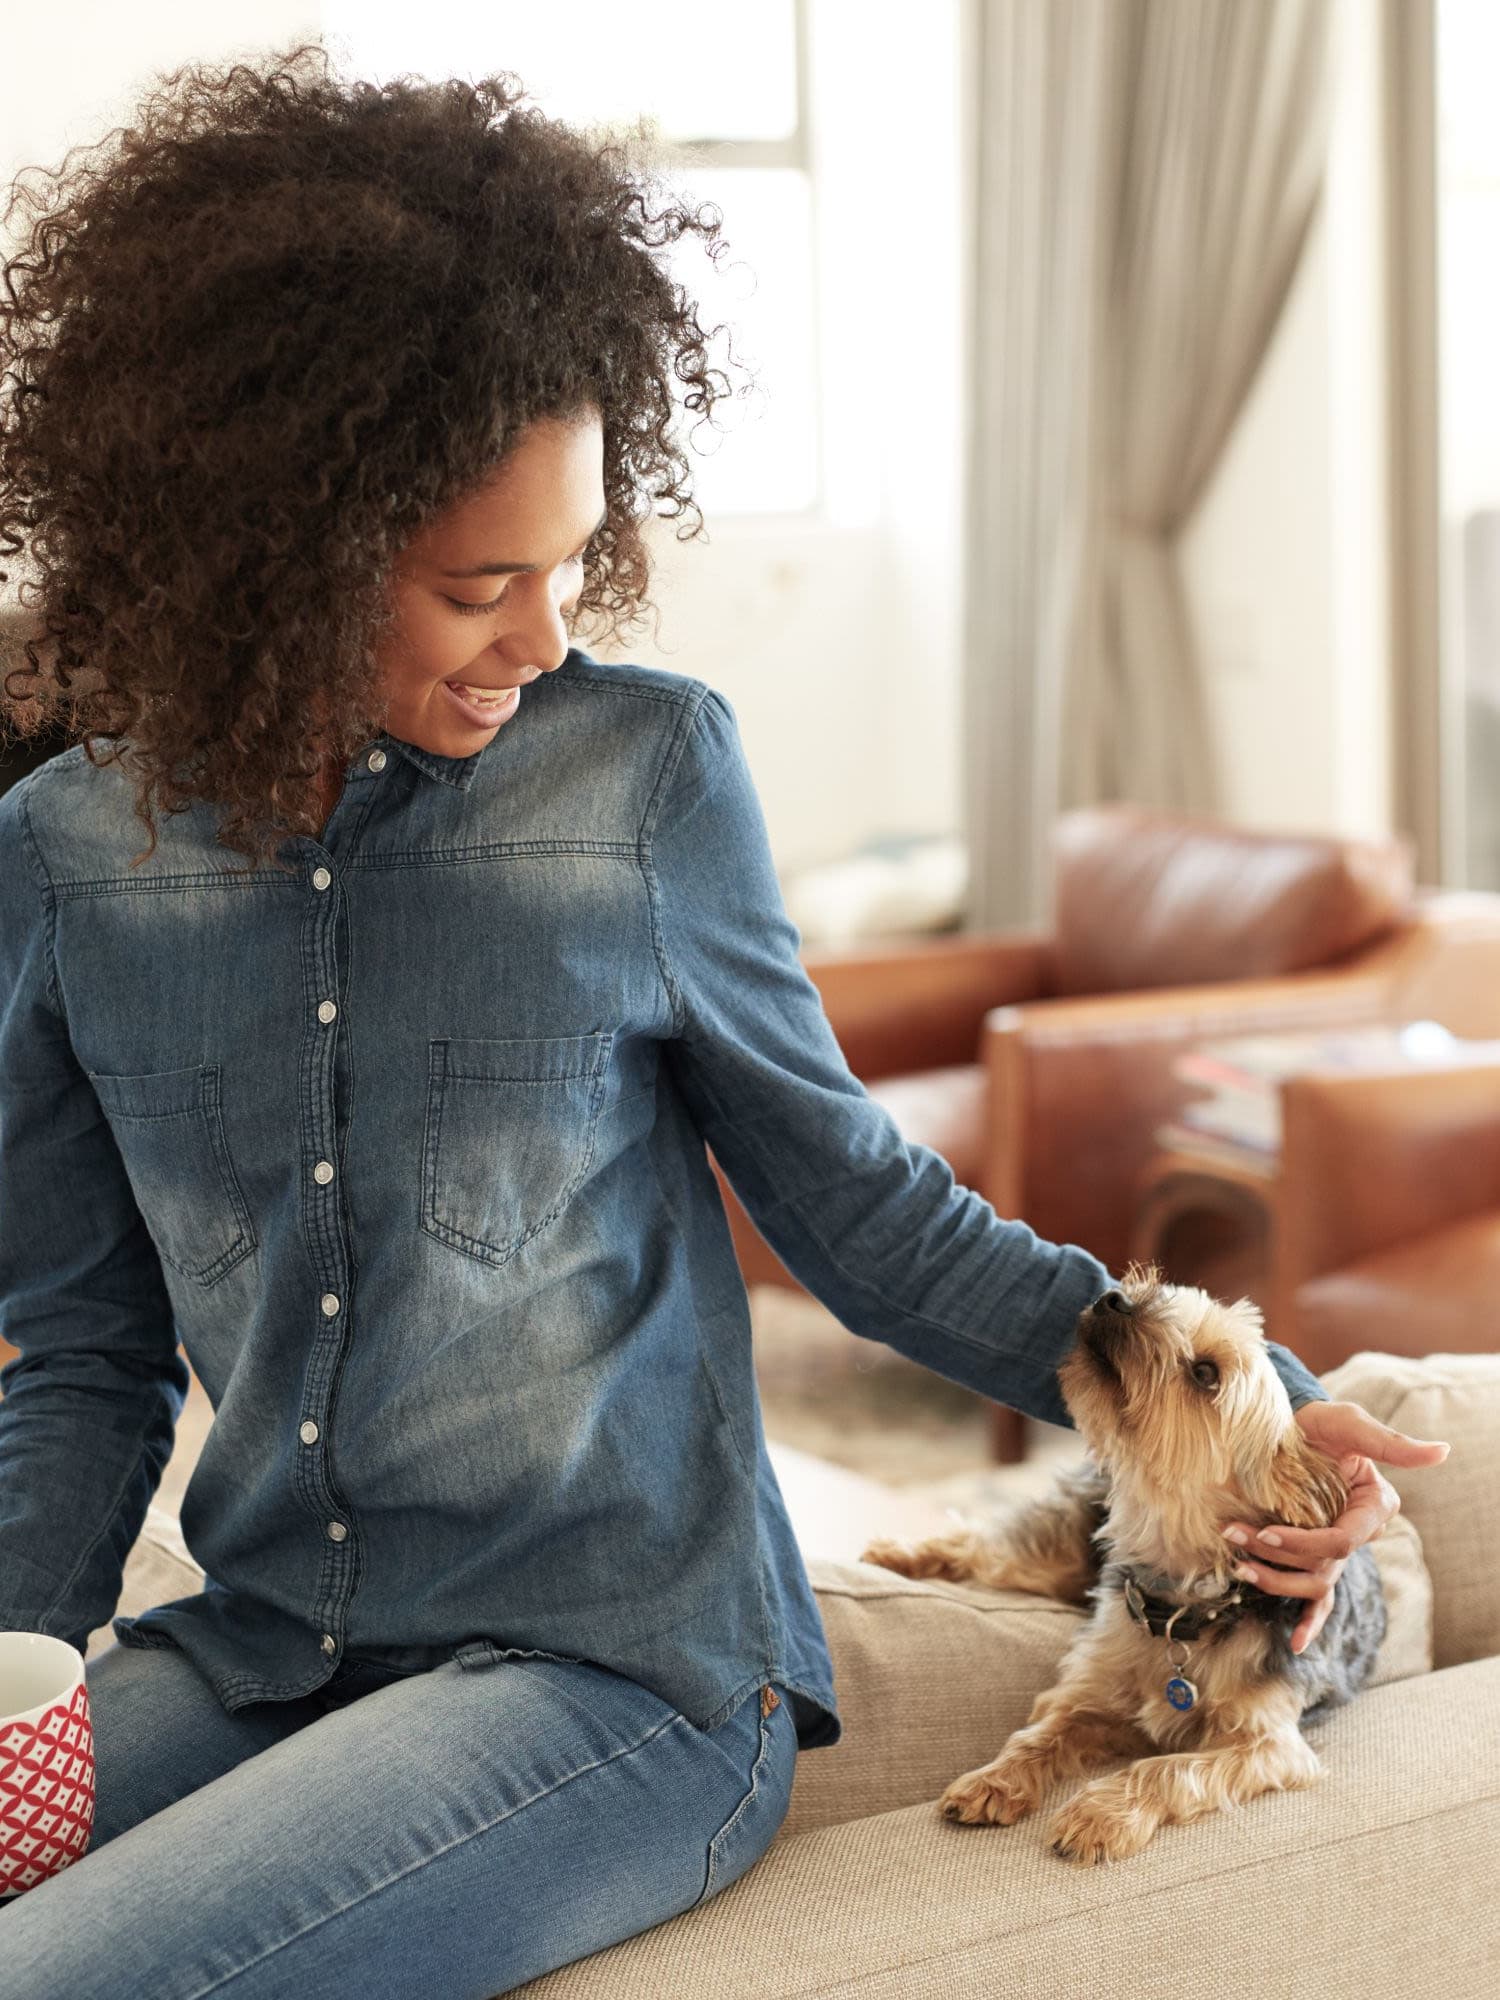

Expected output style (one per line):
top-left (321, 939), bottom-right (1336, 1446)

top-left (645, 687), bottom-right (1328, 1427)
top-left (0, 778), bottom-right (190, 1653)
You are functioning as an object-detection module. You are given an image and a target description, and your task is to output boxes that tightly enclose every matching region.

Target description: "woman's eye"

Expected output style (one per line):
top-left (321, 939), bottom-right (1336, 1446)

top-left (443, 548), bottom-right (587, 617)
top-left (1191, 1359), bottom-right (1220, 1389)
top-left (445, 595), bottom-right (506, 617)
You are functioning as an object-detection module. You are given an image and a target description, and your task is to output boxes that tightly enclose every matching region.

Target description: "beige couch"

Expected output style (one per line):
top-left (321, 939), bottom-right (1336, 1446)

top-left (106, 1351), bottom-right (1500, 1998)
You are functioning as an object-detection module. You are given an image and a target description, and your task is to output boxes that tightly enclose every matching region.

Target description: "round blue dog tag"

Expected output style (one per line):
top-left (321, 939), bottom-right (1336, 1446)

top-left (1165, 1676), bottom-right (1198, 1711)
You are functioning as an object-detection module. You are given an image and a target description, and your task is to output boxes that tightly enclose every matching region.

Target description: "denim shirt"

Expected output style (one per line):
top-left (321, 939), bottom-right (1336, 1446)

top-left (0, 649), bottom-right (1328, 1749)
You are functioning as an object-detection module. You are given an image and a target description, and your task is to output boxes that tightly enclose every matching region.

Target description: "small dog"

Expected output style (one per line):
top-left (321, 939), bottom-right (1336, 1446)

top-left (861, 1263), bottom-right (1386, 1864)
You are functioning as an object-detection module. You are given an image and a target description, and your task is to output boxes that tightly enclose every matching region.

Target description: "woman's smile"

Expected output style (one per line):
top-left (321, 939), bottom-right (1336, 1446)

top-left (439, 679), bottom-right (523, 729)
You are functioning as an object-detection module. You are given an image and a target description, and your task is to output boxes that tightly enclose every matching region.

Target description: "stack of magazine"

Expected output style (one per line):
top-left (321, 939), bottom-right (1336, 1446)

top-left (1155, 1020), bottom-right (1500, 1173)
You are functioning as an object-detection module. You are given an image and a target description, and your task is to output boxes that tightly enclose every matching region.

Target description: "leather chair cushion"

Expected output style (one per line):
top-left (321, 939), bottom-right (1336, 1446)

top-left (864, 1064), bottom-right (985, 1191)
top-left (1050, 807), bottom-right (1414, 996)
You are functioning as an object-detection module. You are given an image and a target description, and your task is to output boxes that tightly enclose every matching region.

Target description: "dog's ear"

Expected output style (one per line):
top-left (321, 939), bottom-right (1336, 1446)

top-left (1263, 1426), bottom-right (1349, 1531)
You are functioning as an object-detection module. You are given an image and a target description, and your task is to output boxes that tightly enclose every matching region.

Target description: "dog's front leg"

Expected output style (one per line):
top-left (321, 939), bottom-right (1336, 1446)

top-left (1046, 1725), bottom-right (1322, 1863)
top-left (939, 1686), bottom-right (1148, 1827)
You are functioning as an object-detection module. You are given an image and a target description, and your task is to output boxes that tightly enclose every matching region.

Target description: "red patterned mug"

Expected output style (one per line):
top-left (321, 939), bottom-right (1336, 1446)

top-left (0, 1633), bottom-right (95, 1901)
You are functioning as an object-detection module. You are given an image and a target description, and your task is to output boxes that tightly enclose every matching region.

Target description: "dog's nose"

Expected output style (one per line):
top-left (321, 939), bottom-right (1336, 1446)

top-left (1093, 1289), bottom-right (1134, 1318)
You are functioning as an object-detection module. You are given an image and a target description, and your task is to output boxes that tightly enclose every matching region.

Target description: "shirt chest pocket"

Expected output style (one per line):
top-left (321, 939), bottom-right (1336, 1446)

top-left (421, 1032), bottom-right (614, 1268)
top-left (86, 1064), bottom-right (258, 1288)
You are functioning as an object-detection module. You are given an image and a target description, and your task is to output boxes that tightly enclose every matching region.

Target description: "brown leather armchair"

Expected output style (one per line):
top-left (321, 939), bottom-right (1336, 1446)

top-left (1275, 1062), bottom-right (1500, 1371)
top-left (719, 805), bottom-right (1500, 1459)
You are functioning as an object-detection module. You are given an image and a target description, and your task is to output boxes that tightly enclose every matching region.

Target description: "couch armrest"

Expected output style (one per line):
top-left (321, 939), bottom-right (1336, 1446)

top-left (1280, 1065), bottom-right (1500, 1287)
top-left (803, 931), bottom-right (1050, 1081)
top-left (979, 966), bottom-right (1396, 1266)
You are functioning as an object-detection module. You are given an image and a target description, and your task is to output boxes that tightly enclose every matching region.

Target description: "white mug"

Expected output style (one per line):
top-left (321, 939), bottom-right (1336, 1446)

top-left (0, 1631), bottom-right (95, 1900)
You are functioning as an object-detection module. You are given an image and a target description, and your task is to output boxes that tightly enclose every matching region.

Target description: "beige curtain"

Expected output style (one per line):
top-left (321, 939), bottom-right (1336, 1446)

top-left (962, 0), bottom-right (1330, 928)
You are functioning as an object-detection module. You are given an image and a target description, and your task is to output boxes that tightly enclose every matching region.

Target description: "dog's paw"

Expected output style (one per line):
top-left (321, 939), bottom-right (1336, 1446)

top-left (1045, 1784), bottom-right (1156, 1865)
top-left (859, 1536), bottom-right (925, 1575)
top-left (859, 1533), bottom-right (974, 1582)
top-left (937, 1761), bottom-right (1040, 1827)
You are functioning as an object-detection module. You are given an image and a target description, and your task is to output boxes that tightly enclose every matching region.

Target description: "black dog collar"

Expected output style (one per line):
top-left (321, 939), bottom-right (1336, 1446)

top-left (1107, 1562), bottom-right (1262, 1640)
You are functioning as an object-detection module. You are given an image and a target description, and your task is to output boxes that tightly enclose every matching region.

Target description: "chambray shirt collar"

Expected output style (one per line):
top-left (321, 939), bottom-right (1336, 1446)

top-left (376, 733), bottom-right (485, 790)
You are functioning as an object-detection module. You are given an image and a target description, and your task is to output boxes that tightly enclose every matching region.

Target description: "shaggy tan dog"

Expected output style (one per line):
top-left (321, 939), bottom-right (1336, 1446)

top-left (861, 1264), bottom-right (1386, 1864)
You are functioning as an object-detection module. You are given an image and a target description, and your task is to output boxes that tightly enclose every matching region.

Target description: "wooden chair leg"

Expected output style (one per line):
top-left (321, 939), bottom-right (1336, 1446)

top-left (990, 1402), bottom-right (1028, 1464)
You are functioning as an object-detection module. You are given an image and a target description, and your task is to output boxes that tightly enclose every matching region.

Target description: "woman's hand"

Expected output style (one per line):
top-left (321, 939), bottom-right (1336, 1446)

top-left (1219, 1400), bottom-right (1451, 1655)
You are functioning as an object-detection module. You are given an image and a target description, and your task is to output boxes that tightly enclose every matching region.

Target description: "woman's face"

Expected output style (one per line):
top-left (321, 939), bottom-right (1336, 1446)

top-left (371, 408), bottom-right (606, 755)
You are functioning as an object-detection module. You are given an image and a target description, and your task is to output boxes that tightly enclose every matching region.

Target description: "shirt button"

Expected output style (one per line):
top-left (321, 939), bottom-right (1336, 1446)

top-left (367, 749), bottom-right (387, 772)
top-left (321, 1633), bottom-right (337, 1656)
top-left (313, 1160), bottom-right (335, 1185)
top-left (312, 866), bottom-right (332, 891)
top-left (321, 1293), bottom-right (340, 1317)
top-left (327, 1521), bottom-right (347, 1542)
top-left (300, 1420), bottom-right (320, 1445)
top-left (317, 1000), bottom-right (337, 1024)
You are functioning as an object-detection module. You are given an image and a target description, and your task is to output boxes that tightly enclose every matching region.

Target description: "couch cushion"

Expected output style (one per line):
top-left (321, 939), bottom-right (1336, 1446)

top-left (1319, 1350), bottom-right (1500, 1669)
top-left (1050, 806), bottom-right (1412, 996)
top-left (514, 1654), bottom-right (1500, 2000)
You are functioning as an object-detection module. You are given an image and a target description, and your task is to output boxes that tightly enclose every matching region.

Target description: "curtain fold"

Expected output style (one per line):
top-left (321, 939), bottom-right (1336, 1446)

top-left (962, 0), bottom-right (1330, 927)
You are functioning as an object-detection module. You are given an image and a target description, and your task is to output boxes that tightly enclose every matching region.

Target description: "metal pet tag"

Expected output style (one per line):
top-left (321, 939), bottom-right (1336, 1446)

top-left (1165, 1675), bottom-right (1198, 1711)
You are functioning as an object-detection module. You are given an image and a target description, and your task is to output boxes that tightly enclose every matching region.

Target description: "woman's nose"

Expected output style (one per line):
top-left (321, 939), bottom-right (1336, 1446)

top-left (499, 582), bottom-right (571, 674)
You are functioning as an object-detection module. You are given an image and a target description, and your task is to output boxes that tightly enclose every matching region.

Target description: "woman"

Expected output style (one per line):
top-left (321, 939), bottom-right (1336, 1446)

top-left (0, 43), bottom-right (1445, 1998)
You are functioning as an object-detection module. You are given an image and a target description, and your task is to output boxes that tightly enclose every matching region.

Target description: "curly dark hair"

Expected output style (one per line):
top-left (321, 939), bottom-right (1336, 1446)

top-left (0, 39), bottom-right (740, 874)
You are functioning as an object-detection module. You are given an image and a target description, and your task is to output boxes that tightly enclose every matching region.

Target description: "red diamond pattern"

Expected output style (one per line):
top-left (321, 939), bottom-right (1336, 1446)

top-left (0, 1680), bottom-right (95, 1900)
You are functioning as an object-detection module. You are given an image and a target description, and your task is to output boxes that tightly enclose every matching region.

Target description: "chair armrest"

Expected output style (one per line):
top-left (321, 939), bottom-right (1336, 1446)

top-left (1382, 888), bottom-right (1500, 1036)
top-left (803, 931), bottom-right (1050, 1080)
top-left (1279, 1063), bottom-right (1500, 1286)
top-left (979, 966), bottom-right (1397, 1267)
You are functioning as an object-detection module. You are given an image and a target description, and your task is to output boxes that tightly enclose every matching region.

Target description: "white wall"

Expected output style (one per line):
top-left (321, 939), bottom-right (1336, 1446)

top-left (1, 7), bottom-right (318, 214)
top-left (1178, 0), bottom-right (1393, 843)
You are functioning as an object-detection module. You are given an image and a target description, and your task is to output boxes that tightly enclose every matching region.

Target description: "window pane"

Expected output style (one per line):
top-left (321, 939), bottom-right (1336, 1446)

top-left (327, 0), bottom-right (798, 143)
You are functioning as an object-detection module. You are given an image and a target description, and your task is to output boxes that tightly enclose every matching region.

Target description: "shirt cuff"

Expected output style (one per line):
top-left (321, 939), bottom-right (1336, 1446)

top-left (1266, 1337), bottom-right (1329, 1409)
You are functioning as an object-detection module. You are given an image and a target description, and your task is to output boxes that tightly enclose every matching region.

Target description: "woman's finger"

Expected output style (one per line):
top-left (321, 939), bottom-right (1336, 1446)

top-left (1221, 1459), bottom-right (1400, 1569)
top-left (1291, 1585), bottom-right (1337, 1655)
top-left (1294, 1399), bottom-right (1450, 1469)
top-left (1229, 1555), bottom-right (1345, 1600)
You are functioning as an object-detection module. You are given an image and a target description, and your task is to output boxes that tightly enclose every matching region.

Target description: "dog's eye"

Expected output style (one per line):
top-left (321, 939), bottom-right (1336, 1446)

top-left (1191, 1359), bottom-right (1220, 1389)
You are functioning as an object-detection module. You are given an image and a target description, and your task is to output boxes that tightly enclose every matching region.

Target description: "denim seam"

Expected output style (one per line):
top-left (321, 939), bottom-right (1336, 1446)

top-left (13, 775), bottom-right (65, 1021)
top-left (700, 1693), bottom-right (775, 1903)
top-left (178, 1707), bottom-right (697, 2000)
top-left (545, 671), bottom-right (694, 709)
top-left (638, 682), bottom-right (708, 1042)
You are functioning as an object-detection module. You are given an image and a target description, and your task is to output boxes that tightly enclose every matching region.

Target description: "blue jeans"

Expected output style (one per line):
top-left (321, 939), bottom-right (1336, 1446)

top-left (0, 1639), bottom-right (798, 1998)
